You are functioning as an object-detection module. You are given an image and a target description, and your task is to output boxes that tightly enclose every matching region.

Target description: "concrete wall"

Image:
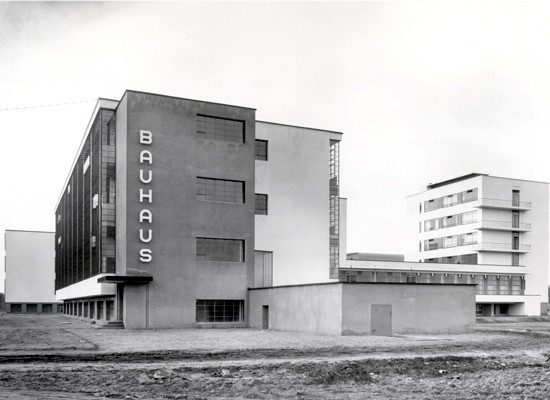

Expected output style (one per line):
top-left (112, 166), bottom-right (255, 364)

top-left (255, 122), bottom-right (342, 285)
top-left (249, 282), bottom-right (475, 335)
top-left (5, 231), bottom-right (57, 304)
top-left (342, 283), bottom-right (476, 335)
top-left (248, 283), bottom-right (343, 335)
top-left (117, 91), bottom-right (255, 328)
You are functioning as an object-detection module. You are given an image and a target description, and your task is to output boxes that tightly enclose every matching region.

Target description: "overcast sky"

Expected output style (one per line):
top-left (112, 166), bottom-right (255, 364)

top-left (2, 1), bottom-right (550, 292)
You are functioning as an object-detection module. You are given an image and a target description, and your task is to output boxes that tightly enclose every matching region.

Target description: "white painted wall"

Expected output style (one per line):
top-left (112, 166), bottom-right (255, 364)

top-left (406, 174), bottom-right (549, 314)
top-left (255, 122), bottom-right (342, 285)
top-left (55, 274), bottom-right (117, 301)
top-left (4, 230), bottom-right (57, 303)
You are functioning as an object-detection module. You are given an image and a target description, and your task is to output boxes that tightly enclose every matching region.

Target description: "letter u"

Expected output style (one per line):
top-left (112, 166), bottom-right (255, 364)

top-left (139, 229), bottom-right (152, 243)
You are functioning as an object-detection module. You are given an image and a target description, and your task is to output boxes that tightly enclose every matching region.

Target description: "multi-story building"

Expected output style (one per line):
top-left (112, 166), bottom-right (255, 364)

top-left (54, 90), bottom-right (344, 328)
top-left (4, 230), bottom-right (62, 313)
top-left (340, 173), bottom-right (549, 316)
top-left (407, 173), bottom-right (548, 316)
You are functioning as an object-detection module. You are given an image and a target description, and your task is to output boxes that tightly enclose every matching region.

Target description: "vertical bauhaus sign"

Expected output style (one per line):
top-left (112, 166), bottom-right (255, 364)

top-left (138, 130), bottom-right (153, 263)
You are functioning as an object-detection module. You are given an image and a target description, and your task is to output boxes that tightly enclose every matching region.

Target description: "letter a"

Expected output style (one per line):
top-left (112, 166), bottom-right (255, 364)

top-left (139, 209), bottom-right (152, 223)
top-left (140, 150), bottom-right (152, 164)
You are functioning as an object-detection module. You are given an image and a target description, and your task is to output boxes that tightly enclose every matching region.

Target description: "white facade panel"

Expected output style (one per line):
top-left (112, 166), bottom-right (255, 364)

top-left (4, 230), bottom-right (57, 304)
top-left (255, 122), bottom-right (342, 285)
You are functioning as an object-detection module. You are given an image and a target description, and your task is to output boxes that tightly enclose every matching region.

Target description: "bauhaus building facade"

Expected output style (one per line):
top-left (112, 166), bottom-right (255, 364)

top-left (55, 91), bottom-right (344, 328)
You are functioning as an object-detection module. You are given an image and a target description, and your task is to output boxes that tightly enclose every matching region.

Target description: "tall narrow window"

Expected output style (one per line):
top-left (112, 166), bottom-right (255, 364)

top-left (255, 194), bottom-right (268, 215)
top-left (511, 253), bottom-right (520, 266)
top-left (255, 140), bottom-right (268, 160)
top-left (512, 232), bottom-right (520, 250)
top-left (196, 115), bottom-right (245, 143)
top-left (512, 211), bottom-right (520, 229)
top-left (196, 177), bottom-right (245, 203)
top-left (512, 189), bottom-right (520, 207)
top-left (196, 238), bottom-right (245, 262)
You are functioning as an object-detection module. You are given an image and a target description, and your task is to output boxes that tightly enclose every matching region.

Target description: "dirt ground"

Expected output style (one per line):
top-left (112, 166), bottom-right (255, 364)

top-left (0, 313), bottom-right (549, 399)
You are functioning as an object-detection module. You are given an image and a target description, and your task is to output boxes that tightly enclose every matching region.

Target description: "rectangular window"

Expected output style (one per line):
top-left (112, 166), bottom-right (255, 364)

top-left (196, 177), bottom-right (244, 203)
top-left (255, 139), bottom-right (268, 161)
top-left (26, 304), bottom-right (38, 313)
top-left (512, 253), bottom-right (520, 266)
top-left (196, 237), bottom-right (244, 262)
top-left (255, 194), bottom-right (268, 215)
top-left (196, 114), bottom-right (245, 143)
top-left (196, 300), bottom-right (244, 322)
top-left (42, 304), bottom-right (53, 313)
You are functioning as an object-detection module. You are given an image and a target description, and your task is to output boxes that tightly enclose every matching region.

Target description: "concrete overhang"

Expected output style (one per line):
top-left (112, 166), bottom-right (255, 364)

top-left (97, 269), bottom-right (153, 285)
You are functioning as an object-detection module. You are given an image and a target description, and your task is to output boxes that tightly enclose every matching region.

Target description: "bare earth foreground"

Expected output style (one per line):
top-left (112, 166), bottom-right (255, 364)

top-left (0, 313), bottom-right (549, 399)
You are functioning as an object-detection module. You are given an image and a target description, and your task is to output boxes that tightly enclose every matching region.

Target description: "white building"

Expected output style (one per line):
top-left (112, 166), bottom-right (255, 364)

top-left (406, 173), bottom-right (548, 316)
top-left (340, 173), bottom-right (549, 316)
top-left (4, 230), bottom-right (61, 313)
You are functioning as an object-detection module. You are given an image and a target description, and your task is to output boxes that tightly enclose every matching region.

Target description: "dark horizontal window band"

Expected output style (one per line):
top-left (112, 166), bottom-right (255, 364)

top-left (196, 177), bottom-right (245, 204)
top-left (196, 299), bottom-right (244, 323)
top-left (196, 237), bottom-right (245, 262)
top-left (196, 114), bottom-right (245, 143)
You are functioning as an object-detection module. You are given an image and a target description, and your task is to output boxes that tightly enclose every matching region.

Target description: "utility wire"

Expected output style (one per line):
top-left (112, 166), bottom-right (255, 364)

top-left (0, 99), bottom-right (96, 112)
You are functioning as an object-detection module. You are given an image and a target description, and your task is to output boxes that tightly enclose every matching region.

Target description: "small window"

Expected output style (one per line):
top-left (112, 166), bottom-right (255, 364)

top-left (255, 194), bottom-right (268, 215)
top-left (57, 214), bottom-right (61, 223)
top-left (255, 140), bottom-right (268, 161)
top-left (92, 194), bottom-right (99, 209)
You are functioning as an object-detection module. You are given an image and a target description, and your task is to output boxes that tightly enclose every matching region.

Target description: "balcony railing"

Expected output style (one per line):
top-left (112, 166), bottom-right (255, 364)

top-left (476, 242), bottom-right (531, 252)
top-left (479, 220), bottom-right (531, 231)
top-left (477, 198), bottom-right (532, 210)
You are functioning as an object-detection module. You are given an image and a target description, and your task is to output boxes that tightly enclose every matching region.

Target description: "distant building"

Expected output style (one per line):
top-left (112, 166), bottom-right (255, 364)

top-left (341, 173), bottom-right (549, 316)
top-left (347, 253), bottom-right (404, 262)
top-left (4, 230), bottom-right (62, 313)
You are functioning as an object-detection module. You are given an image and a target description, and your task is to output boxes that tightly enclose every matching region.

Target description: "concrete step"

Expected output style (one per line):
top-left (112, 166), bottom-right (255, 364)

top-left (98, 321), bottom-right (125, 329)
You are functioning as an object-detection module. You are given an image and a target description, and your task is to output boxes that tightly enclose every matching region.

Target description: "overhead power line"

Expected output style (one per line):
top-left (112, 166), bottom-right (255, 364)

top-left (0, 99), bottom-right (96, 112)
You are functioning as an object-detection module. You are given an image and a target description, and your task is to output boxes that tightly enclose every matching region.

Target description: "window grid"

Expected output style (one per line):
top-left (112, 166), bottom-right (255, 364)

top-left (196, 177), bottom-right (244, 203)
top-left (196, 115), bottom-right (244, 143)
top-left (196, 300), bottom-right (244, 322)
top-left (196, 238), bottom-right (244, 262)
top-left (255, 194), bottom-right (268, 215)
top-left (255, 140), bottom-right (268, 160)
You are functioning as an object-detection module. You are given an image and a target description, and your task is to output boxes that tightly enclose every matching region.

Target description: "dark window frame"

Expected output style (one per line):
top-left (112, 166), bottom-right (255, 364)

top-left (196, 237), bottom-right (245, 262)
top-left (255, 139), bottom-right (268, 161)
top-left (196, 114), bottom-right (245, 143)
top-left (255, 193), bottom-right (268, 215)
top-left (196, 177), bottom-right (245, 204)
top-left (196, 299), bottom-right (244, 322)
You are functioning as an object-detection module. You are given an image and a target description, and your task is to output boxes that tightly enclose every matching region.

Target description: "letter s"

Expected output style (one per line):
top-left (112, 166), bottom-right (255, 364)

top-left (140, 248), bottom-right (152, 263)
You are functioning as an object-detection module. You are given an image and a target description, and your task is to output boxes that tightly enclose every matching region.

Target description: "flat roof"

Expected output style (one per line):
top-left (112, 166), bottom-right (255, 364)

top-left (426, 172), bottom-right (549, 191)
top-left (122, 89), bottom-right (257, 111)
top-left (248, 281), bottom-right (475, 290)
top-left (5, 229), bottom-right (55, 234)
top-left (427, 173), bottom-right (487, 190)
top-left (256, 120), bottom-right (343, 135)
